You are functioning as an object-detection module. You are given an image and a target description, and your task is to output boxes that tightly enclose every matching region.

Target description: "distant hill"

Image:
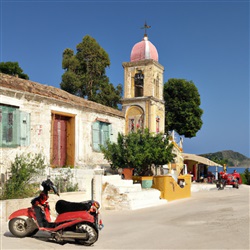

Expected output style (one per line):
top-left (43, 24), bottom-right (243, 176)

top-left (200, 150), bottom-right (250, 167)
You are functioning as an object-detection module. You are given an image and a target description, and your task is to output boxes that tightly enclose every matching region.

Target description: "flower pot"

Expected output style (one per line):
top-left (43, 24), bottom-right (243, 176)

top-left (141, 179), bottom-right (153, 188)
top-left (132, 176), bottom-right (153, 188)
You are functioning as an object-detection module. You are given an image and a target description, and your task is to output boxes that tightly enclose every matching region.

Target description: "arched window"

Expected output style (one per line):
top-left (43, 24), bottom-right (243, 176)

top-left (126, 106), bottom-right (144, 134)
top-left (134, 72), bottom-right (144, 97)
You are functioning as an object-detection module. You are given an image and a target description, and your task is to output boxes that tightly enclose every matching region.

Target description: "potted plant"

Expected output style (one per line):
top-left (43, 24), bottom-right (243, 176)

top-left (101, 129), bottom-right (174, 188)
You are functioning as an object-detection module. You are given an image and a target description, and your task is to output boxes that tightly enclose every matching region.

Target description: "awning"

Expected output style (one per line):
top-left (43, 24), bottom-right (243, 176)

top-left (182, 153), bottom-right (223, 167)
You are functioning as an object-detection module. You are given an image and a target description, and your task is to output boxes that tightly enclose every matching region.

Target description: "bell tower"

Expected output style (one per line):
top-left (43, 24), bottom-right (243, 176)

top-left (122, 26), bottom-right (165, 135)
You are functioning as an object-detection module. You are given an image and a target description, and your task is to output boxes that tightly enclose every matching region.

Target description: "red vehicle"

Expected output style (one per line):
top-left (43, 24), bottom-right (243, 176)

top-left (216, 170), bottom-right (242, 190)
top-left (8, 180), bottom-right (103, 246)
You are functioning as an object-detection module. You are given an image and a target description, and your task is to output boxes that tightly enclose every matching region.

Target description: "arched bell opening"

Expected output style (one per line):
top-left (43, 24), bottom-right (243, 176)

top-left (134, 71), bottom-right (144, 97)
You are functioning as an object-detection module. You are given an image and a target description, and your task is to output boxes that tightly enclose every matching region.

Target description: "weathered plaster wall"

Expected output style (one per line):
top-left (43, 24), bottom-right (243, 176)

top-left (0, 74), bottom-right (125, 176)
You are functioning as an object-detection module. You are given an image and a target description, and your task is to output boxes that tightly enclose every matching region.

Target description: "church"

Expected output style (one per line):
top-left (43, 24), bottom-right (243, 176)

top-left (122, 31), bottom-right (165, 135)
top-left (0, 28), bottom-right (216, 195)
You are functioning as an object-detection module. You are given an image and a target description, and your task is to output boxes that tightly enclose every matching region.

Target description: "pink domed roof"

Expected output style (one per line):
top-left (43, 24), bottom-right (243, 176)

top-left (130, 35), bottom-right (158, 62)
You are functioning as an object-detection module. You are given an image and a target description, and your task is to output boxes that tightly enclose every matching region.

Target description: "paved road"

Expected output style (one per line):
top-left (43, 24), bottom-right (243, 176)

top-left (1, 185), bottom-right (249, 250)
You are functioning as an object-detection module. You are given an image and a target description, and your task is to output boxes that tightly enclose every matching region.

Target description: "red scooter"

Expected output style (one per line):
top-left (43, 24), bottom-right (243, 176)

top-left (8, 180), bottom-right (103, 246)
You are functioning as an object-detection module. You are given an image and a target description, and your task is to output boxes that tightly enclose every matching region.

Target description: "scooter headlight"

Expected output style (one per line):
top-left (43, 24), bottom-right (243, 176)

top-left (94, 201), bottom-right (100, 208)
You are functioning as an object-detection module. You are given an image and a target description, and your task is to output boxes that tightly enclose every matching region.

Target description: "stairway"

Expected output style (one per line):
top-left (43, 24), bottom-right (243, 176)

top-left (102, 175), bottom-right (167, 210)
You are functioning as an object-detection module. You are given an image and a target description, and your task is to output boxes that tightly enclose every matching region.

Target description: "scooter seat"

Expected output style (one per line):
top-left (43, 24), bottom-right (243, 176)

top-left (55, 200), bottom-right (92, 214)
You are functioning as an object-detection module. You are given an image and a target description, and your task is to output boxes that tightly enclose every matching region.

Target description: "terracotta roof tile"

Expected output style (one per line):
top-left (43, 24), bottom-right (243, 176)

top-left (0, 73), bottom-right (124, 117)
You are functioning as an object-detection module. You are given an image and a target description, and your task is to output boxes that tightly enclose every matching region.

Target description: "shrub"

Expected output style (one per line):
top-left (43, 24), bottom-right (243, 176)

top-left (243, 168), bottom-right (250, 185)
top-left (101, 129), bottom-right (174, 176)
top-left (240, 173), bottom-right (246, 184)
top-left (53, 168), bottom-right (78, 193)
top-left (1, 153), bottom-right (46, 199)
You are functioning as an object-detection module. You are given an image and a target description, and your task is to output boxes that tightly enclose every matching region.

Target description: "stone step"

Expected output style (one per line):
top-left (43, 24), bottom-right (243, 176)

top-left (102, 175), bottom-right (167, 210)
top-left (103, 175), bottom-right (135, 187)
top-left (103, 175), bottom-right (123, 183)
top-left (124, 188), bottom-right (167, 210)
top-left (108, 179), bottom-right (134, 186)
top-left (103, 175), bottom-right (139, 193)
top-left (116, 183), bottom-right (142, 193)
top-left (125, 188), bottom-right (162, 201)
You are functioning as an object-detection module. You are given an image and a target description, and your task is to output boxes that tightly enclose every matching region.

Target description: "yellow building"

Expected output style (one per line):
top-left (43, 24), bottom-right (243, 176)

top-left (121, 30), bottom-right (185, 176)
top-left (121, 33), bottom-right (165, 135)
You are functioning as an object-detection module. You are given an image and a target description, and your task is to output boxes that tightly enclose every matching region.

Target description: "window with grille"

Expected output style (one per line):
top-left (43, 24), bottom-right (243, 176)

top-left (0, 105), bottom-right (30, 147)
top-left (92, 121), bottom-right (111, 152)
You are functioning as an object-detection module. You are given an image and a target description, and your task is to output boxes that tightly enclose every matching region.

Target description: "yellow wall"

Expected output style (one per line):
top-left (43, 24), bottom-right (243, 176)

top-left (122, 59), bottom-right (165, 135)
top-left (122, 60), bottom-right (164, 100)
top-left (152, 175), bottom-right (192, 201)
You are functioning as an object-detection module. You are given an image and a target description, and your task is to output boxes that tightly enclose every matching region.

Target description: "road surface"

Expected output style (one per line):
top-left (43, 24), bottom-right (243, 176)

top-left (1, 185), bottom-right (249, 249)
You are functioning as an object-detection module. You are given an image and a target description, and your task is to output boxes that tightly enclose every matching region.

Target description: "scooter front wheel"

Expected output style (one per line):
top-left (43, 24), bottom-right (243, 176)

top-left (75, 223), bottom-right (98, 246)
top-left (9, 218), bottom-right (31, 237)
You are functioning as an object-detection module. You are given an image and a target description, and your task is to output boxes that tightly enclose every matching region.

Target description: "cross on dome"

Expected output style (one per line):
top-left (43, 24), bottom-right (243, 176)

top-left (141, 22), bottom-right (151, 37)
top-left (130, 23), bottom-right (158, 62)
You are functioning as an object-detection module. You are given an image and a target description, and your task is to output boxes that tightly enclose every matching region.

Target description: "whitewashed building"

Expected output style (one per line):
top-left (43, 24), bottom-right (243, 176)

top-left (0, 73), bottom-right (125, 192)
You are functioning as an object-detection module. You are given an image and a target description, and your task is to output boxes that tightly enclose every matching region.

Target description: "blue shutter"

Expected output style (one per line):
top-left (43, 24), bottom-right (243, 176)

top-left (101, 123), bottom-right (110, 148)
top-left (20, 111), bottom-right (30, 146)
top-left (0, 106), bottom-right (30, 147)
top-left (110, 125), bottom-right (116, 142)
top-left (92, 122), bottom-right (100, 151)
top-left (1, 109), bottom-right (11, 146)
top-left (0, 106), bottom-right (18, 147)
top-left (13, 109), bottom-right (20, 147)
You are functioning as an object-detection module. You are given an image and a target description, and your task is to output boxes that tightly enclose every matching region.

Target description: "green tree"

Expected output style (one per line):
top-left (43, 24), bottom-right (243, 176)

top-left (1, 153), bottom-right (46, 199)
top-left (164, 78), bottom-right (203, 138)
top-left (243, 168), bottom-right (250, 185)
top-left (60, 35), bottom-right (122, 109)
top-left (0, 61), bottom-right (29, 79)
top-left (92, 78), bottom-right (123, 107)
top-left (101, 129), bottom-right (174, 176)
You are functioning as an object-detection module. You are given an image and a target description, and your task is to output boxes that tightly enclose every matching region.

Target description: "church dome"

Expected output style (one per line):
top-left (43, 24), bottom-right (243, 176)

top-left (130, 35), bottom-right (158, 62)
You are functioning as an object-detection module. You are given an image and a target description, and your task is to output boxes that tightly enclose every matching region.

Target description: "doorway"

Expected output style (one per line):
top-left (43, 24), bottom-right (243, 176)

top-left (51, 112), bottom-right (75, 167)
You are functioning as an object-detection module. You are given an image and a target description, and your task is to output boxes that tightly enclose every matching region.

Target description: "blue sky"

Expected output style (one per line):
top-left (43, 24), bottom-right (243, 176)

top-left (1, 0), bottom-right (249, 159)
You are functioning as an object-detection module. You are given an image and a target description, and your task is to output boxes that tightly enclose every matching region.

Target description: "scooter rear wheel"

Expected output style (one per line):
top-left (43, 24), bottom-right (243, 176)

top-left (75, 223), bottom-right (98, 246)
top-left (9, 218), bottom-right (31, 237)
